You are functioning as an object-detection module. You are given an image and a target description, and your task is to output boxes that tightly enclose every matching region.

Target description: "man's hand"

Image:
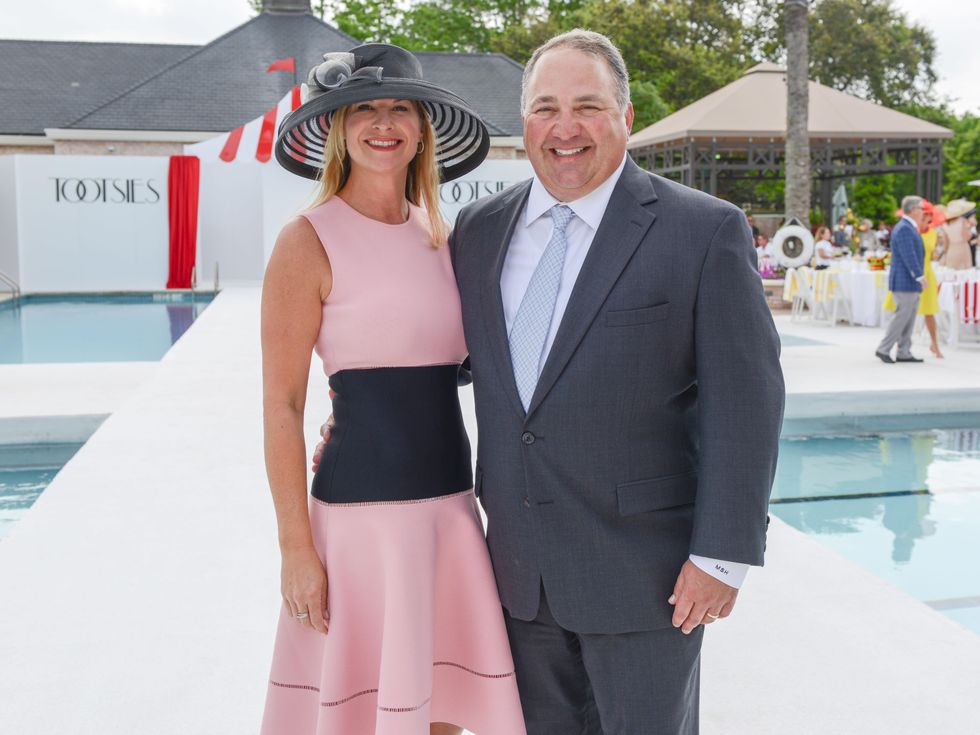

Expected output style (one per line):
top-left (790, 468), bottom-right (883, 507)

top-left (311, 392), bottom-right (336, 474)
top-left (668, 559), bottom-right (738, 634)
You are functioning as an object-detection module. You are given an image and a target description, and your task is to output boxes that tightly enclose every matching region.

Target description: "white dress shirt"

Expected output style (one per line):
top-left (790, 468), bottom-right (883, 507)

top-left (499, 155), bottom-right (748, 590)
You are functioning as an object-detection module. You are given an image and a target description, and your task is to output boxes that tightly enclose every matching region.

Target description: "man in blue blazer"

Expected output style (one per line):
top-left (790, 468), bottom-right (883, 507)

top-left (450, 30), bottom-right (784, 734)
top-left (876, 196), bottom-right (927, 363)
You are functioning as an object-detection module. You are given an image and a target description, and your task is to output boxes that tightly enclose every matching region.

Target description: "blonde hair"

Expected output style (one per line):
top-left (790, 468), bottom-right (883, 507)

top-left (308, 103), bottom-right (448, 246)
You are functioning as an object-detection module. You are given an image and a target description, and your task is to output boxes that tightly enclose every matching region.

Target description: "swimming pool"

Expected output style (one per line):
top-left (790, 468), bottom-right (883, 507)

top-left (0, 442), bottom-right (82, 539)
top-left (772, 425), bottom-right (980, 635)
top-left (0, 292), bottom-right (216, 364)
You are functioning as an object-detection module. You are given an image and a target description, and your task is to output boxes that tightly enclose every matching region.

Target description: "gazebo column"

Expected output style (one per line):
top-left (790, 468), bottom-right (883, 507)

top-left (820, 177), bottom-right (833, 225)
top-left (915, 139), bottom-right (924, 197)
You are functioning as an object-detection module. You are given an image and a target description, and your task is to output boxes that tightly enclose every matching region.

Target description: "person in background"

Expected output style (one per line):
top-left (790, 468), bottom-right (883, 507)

top-left (876, 220), bottom-right (891, 249)
top-left (970, 213), bottom-right (977, 267)
top-left (876, 195), bottom-right (926, 364)
top-left (941, 199), bottom-right (976, 270)
top-left (755, 233), bottom-right (773, 265)
top-left (884, 200), bottom-right (944, 358)
top-left (747, 212), bottom-right (761, 240)
top-left (833, 215), bottom-right (850, 249)
top-left (814, 225), bottom-right (836, 269)
top-left (857, 219), bottom-right (877, 254)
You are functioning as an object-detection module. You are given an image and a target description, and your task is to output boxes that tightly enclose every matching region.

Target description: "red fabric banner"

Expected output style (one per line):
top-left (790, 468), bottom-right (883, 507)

top-left (219, 125), bottom-right (244, 162)
top-left (291, 84), bottom-right (302, 111)
top-left (256, 104), bottom-right (278, 163)
top-left (266, 57), bottom-right (296, 74)
top-left (166, 156), bottom-right (200, 289)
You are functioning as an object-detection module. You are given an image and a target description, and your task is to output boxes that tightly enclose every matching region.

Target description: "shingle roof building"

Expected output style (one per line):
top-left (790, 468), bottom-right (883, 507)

top-left (0, 40), bottom-right (196, 135)
top-left (0, 1), bottom-right (524, 153)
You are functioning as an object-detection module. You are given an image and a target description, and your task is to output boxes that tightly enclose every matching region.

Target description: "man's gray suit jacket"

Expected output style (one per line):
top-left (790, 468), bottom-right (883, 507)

top-left (450, 159), bottom-right (785, 634)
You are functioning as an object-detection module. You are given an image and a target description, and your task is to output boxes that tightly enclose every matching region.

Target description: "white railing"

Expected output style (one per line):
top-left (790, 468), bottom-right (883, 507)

top-left (0, 269), bottom-right (20, 298)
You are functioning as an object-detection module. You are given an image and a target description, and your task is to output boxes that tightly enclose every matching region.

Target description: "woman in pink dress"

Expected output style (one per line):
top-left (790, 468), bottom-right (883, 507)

top-left (259, 44), bottom-right (526, 735)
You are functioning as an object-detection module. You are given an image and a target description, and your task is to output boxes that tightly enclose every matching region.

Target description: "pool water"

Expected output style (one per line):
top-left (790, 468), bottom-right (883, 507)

top-left (0, 443), bottom-right (82, 539)
top-left (772, 427), bottom-right (980, 635)
top-left (0, 292), bottom-right (216, 363)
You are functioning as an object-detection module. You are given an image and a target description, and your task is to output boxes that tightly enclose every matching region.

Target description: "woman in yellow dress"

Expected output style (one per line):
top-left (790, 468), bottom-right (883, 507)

top-left (884, 200), bottom-right (943, 357)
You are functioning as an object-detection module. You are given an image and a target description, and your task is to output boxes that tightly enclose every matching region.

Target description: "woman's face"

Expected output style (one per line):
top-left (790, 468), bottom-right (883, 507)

top-left (343, 98), bottom-right (423, 177)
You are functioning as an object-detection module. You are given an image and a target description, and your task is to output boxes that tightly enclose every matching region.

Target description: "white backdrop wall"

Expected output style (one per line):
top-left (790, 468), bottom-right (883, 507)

top-left (1, 152), bottom-right (535, 293)
top-left (438, 159), bottom-right (534, 223)
top-left (195, 162), bottom-right (266, 287)
top-left (8, 155), bottom-right (170, 293)
top-left (188, 149), bottom-right (533, 284)
top-left (0, 156), bottom-right (19, 288)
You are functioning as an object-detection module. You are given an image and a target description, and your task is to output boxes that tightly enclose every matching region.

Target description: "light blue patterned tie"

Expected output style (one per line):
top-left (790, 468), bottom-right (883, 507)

top-left (509, 204), bottom-right (575, 411)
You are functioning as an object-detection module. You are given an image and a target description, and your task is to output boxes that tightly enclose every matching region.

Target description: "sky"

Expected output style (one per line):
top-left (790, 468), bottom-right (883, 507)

top-left (2, 0), bottom-right (978, 114)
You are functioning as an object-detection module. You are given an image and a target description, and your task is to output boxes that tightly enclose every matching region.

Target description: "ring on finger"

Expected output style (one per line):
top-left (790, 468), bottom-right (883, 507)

top-left (295, 611), bottom-right (309, 620)
top-left (706, 612), bottom-right (720, 620)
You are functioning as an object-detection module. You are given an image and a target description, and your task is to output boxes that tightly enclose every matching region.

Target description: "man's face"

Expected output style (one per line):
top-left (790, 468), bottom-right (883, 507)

top-left (908, 204), bottom-right (925, 227)
top-left (522, 47), bottom-right (633, 202)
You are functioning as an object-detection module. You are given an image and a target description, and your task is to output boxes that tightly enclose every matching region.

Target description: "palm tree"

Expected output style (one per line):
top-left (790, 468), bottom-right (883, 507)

top-left (784, 0), bottom-right (810, 226)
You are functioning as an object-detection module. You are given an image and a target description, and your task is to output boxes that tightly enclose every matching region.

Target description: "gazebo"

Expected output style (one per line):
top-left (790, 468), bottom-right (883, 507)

top-left (628, 62), bottom-right (953, 215)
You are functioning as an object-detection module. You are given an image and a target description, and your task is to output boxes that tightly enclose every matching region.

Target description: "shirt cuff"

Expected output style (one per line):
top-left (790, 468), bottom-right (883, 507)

top-left (689, 555), bottom-right (749, 589)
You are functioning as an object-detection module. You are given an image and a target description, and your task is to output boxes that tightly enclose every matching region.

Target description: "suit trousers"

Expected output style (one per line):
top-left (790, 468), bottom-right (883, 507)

top-left (877, 291), bottom-right (920, 359)
top-left (504, 585), bottom-right (703, 735)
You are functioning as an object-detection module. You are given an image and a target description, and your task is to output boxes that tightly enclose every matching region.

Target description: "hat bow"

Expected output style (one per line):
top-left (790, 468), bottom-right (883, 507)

top-left (309, 53), bottom-right (384, 97)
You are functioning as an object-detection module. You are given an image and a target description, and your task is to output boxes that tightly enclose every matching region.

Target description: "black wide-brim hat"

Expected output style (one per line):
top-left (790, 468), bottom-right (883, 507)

top-left (276, 43), bottom-right (490, 183)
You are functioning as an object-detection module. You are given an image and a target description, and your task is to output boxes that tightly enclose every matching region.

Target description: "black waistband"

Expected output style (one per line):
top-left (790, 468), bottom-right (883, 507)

top-left (312, 364), bottom-right (473, 504)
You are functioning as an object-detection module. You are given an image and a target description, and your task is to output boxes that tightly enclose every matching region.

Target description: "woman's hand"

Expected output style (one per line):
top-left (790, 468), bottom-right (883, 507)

top-left (281, 545), bottom-right (330, 634)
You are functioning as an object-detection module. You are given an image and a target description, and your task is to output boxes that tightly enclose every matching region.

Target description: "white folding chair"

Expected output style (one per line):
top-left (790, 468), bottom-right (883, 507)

top-left (827, 272), bottom-right (853, 326)
top-left (790, 267), bottom-right (819, 321)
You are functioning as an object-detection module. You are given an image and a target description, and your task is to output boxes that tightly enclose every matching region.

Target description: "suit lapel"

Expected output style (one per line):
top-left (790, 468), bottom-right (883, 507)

top-left (526, 160), bottom-right (658, 417)
top-left (480, 181), bottom-right (533, 421)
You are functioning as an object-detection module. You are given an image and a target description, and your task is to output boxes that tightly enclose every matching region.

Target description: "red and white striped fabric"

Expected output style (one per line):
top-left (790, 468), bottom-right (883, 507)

top-left (962, 279), bottom-right (979, 325)
top-left (218, 86), bottom-right (300, 163)
top-left (186, 86), bottom-right (302, 165)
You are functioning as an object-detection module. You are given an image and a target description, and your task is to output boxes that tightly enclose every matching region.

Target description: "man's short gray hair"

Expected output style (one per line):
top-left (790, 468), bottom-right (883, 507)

top-left (901, 195), bottom-right (923, 214)
top-left (521, 29), bottom-right (631, 115)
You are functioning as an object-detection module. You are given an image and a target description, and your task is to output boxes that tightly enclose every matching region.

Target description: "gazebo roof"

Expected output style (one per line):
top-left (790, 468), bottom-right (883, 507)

top-left (628, 62), bottom-right (953, 148)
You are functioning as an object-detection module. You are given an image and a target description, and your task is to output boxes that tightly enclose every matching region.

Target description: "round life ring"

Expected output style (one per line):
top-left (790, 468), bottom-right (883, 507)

top-left (772, 224), bottom-right (815, 268)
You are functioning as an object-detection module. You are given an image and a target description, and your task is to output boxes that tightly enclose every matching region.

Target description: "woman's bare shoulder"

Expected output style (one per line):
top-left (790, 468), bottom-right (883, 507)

top-left (267, 215), bottom-right (331, 298)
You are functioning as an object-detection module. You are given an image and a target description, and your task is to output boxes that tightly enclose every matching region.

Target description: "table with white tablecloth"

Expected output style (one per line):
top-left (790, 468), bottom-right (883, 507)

top-left (834, 270), bottom-right (889, 327)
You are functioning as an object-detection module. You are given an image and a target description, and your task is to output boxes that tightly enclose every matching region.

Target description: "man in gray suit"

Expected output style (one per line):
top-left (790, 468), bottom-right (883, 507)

top-left (449, 30), bottom-right (784, 733)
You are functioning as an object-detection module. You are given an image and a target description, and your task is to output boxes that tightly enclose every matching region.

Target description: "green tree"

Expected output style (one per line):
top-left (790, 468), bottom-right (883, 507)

top-left (941, 114), bottom-right (980, 203)
top-left (629, 80), bottom-right (671, 132)
top-left (749, 0), bottom-right (938, 108)
top-left (851, 174), bottom-right (898, 224)
top-left (326, 0), bottom-right (402, 42)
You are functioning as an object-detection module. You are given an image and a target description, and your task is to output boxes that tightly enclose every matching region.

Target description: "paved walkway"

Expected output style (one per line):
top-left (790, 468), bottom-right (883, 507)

top-left (1, 289), bottom-right (978, 734)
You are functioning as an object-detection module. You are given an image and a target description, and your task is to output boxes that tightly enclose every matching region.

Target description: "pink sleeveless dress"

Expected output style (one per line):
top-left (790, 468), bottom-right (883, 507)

top-left (260, 196), bottom-right (526, 735)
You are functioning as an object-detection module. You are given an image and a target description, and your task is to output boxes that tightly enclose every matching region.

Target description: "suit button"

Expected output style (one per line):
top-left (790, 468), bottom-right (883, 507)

top-left (523, 497), bottom-right (531, 508)
top-left (521, 431), bottom-right (535, 445)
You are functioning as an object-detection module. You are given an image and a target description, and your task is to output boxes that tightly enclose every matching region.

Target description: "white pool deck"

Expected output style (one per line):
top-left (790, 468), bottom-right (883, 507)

top-left (2, 288), bottom-right (979, 734)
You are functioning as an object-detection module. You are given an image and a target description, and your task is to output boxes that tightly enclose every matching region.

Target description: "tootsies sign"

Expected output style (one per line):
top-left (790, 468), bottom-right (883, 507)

top-left (7, 154), bottom-right (171, 292)
top-left (439, 179), bottom-right (513, 206)
top-left (51, 176), bottom-right (162, 204)
top-left (438, 159), bottom-right (534, 223)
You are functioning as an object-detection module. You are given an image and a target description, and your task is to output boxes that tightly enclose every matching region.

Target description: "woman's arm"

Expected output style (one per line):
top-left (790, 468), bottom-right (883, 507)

top-left (261, 215), bottom-right (332, 633)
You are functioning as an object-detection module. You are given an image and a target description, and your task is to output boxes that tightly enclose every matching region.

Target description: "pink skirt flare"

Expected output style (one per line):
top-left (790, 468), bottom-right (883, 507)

top-left (260, 490), bottom-right (527, 735)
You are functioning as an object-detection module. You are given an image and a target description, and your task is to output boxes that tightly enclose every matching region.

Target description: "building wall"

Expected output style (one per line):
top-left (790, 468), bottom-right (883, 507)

top-left (0, 156), bottom-right (20, 287)
top-left (0, 145), bottom-right (52, 156)
top-left (53, 140), bottom-right (188, 156)
top-left (487, 145), bottom-right (525, 160)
